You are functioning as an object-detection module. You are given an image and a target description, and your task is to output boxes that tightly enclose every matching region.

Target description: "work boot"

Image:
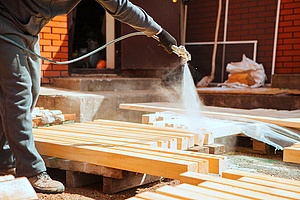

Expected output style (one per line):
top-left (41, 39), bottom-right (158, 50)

top-left (28, 172), bottom-right (65, 194)
top-left (0, 168), bottom-right (16, 176)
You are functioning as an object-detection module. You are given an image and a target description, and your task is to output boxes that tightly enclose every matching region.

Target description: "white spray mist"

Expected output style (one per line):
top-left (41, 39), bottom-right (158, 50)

top-left (181, 63), bottom-right (205, 144)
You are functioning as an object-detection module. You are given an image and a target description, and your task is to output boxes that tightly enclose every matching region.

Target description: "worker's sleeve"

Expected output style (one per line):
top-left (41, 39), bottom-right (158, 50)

top-left (95, 0), bottom-right (162, 37)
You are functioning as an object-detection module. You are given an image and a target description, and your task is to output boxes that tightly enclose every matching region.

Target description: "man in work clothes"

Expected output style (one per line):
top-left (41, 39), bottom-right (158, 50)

top-left (0, 0), bottom-right (177, 194)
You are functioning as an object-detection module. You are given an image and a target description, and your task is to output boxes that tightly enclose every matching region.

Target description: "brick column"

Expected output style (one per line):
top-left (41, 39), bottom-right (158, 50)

top-left (39, 15), bottom-right (69, 84)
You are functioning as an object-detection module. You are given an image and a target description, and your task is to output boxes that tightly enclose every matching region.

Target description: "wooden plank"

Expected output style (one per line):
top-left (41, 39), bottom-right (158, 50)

top-left (34, 139), bottom-right (199, 180)
top-left (120, 103), bottom-right (300, 129)
top-left (176, 183), bottom-right (251, 200)
top-left (0, 176), bottom-right (38, 200)
top-left (283, 147), bottom-right (300, 164)
top-left (34, 128), bottom-right (158, 148)
top-left (180, 172), bottom-right (300, 199)
top-left (37, 122), bottom-right (194, 150)
top-left (89, 120), bottom-right (196, 148)
top-left (106, 146), bottom-right (209, 174)
top-left (155, 185), bottom-right (221, 200)
top-left (34, 130), bottom-right (209, 174)
top-left (136, 191), bottom-right (182, 200)
top-left (204, 143), bottom-right (225, 154)
top-left (126, 197), bottom-right (144, 200)
top-left (198, 181), bottom-right (288, 200)
top-left (291, 143), bottom-right (300, 148)
top-left (34, 127), bottom-right (225, 174)
top-left (237, 177), bottom-right (300, 193)
top-left (222, 169), bottom-right (300, 188)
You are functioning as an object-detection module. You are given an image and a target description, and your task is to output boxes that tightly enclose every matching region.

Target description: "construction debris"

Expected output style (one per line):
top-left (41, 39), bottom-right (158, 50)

top-left (31, 107), bottom-right (76, 127)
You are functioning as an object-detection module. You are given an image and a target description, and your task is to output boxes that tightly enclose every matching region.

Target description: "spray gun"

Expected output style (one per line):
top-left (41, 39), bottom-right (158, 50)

top-left (171, 45), bottom-right (191, 63)
top-left (152, 35), bottom-right (191, 63)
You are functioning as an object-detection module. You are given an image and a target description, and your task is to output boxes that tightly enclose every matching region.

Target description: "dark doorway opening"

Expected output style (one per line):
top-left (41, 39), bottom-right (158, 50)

top-left (68, 0), bottom-right (111, 74)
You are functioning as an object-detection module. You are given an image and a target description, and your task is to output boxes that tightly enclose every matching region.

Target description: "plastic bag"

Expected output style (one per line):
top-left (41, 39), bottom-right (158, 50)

top-left (219, 54), bottom-right (267, 88)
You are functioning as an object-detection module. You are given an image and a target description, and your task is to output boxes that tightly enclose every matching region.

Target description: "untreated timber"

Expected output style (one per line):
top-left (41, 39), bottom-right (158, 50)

top-left (37, 120), bottom-right (195, 150)
top-left (120, 102), bottom-right (300, 129)
top-left (34, 138), bottom-right (199, 180)
top-left (34, 124), bottom-right (225, 174)
top-left (222, 169), bottom-right (300, 187)
top-left (155, 185), bottom-right (220, 200)
top-left (176, 183), bottom-right (250, 200)
top-left (180, 171), bottom-right (300, 199)
top-left (283, 146), bottom-right (300, 164)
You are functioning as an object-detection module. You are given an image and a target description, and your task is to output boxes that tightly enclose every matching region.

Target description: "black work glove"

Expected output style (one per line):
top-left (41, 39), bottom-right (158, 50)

top-left (157, 29), bottom-right (177, 54)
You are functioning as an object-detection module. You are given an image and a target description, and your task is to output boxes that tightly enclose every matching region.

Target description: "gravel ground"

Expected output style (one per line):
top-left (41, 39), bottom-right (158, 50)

top-left (37, 149), bottom-right (300, 200)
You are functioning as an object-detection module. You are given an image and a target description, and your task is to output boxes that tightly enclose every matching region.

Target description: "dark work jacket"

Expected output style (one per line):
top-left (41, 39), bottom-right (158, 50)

top-left (0, 0), bottom-right (161, 37)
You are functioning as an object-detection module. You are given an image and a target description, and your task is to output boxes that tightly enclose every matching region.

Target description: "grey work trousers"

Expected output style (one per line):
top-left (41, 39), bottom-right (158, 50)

top-left (0, 21), bottom-right (46, 177)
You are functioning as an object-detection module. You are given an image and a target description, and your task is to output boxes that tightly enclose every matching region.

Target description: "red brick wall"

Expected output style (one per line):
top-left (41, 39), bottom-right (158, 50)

top-left (39, 15), bottom-right (69, 84)
top-left (186, 0), bottom-right (278, 82)
top-left (276, 0), bottom-right (300, 74)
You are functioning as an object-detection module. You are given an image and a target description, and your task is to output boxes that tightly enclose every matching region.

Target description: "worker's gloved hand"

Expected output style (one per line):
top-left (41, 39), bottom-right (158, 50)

top-left (157, 29), bottom-right (177, 54)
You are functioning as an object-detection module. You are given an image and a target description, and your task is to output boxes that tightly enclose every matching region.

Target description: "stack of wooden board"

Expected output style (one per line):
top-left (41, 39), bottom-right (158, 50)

top-left (128, 169), bottom-right (300, 200)
top-left (33, 119), bottom-right (228, 179)
top-left (284, 142), bottom-right (300, 164)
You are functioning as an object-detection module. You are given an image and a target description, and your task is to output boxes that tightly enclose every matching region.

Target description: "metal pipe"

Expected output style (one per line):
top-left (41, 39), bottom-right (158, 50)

top-left (272, 0), bottom-right (281, 75)
top-left (221, 0), bottom-right (229, 82)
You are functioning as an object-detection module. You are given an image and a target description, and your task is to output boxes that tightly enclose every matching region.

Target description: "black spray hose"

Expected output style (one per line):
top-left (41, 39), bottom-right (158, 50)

top-left (0, 31), bottom-right (190, 64)
top-left (0, 32), bottom-right (146, 65)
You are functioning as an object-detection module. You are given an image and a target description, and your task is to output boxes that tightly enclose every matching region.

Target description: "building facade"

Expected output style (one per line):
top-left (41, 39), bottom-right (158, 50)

top-left (40, 0), bottom-right (299, 89)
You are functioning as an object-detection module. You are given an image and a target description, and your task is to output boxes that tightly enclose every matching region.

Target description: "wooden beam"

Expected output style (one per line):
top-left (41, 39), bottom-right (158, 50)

top-left (34, 139), bottom-right (199, 180)
top-left (180, 172), bottom-right (300, 199)
top-left (155, 185), bottom-right (220, 200)
top-left (198, 181), bottom-right (288, 200)
top-left (136, 191), bottom-right (182, 200)
top-left (283, 147), bottom-right (300, 164)
top-left (176, 183), bottom-right (251, 200)
top-left (120, 103), bottom-right (300, 129)
top-left (222, 169), bottom-right (300, 187)
top-left (237, 177), bottom-right (300, 194)
top-left (37, 121), bottom-right (194, 150)
top-left (34, 131), bottom-right (209, 174)
top-left (34, 122), bottom-right (226, 174)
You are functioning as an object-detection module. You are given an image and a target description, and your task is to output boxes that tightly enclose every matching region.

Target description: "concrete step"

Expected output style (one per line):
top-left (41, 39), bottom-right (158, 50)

top-left (197, 87), bottom-right (300, 110)
top-left (37, 86), bottom-right (172, 123)
top-left (52, 77), bottom-right (162, 92)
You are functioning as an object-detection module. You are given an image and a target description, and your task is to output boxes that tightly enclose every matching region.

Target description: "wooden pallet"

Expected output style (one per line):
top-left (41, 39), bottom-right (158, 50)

top-left (128, 169), bottom-right (300, 200)
top-left (283, 142), bottom-right (300, 164)
top-left (33, 119), bottom-right (227, 183)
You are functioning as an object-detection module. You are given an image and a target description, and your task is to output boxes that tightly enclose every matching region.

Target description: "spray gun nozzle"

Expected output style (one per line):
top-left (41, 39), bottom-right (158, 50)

top-left (171, 45), bottom-right (191, 62)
